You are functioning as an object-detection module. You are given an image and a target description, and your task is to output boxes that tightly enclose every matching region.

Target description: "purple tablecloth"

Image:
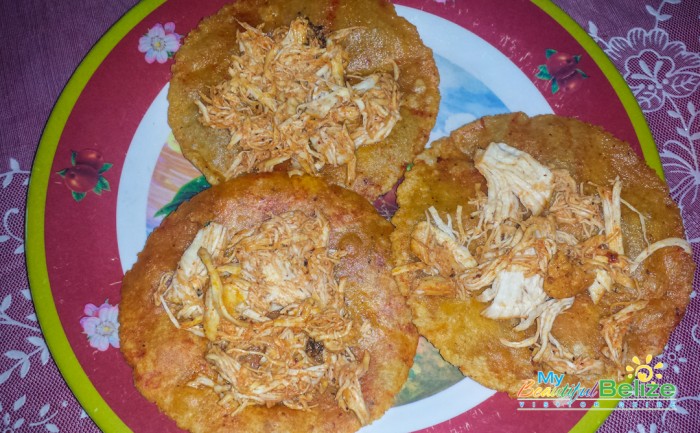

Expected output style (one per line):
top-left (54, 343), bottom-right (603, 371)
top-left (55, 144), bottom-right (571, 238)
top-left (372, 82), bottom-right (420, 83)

top-left (1, 1), bottom-right (698, 432)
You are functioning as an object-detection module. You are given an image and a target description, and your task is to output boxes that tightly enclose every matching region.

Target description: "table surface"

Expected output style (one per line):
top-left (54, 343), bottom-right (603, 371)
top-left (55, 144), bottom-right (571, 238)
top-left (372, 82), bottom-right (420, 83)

top-left (1, 0), bottom-right (699, 432)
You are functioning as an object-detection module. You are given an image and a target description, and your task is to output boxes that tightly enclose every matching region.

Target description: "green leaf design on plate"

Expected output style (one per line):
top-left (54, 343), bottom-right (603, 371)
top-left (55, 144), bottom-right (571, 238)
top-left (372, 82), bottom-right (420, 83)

top-left (56, 169), bottom-right (67, 177)
top-left (551, 78), bottom-right (560, 94)
top-left (98, 163), bottom-right (113, 174)
top-left (154, 176), bottom-right (211, 218)
top-left (545, 48), bottom-right (557, 59)
top-left (576, 68), bottom-right (589, 78)
top-left (72, 191), bottom-right (86, 202)
top-left (536, 65), bottom-right (552, 80)
top-left (70, 151), bottom-right (77, 166)
top-left (97, 176), bottom-right (110, 192)
top-left (395, 339), bottom-right (464, 405)
top-left (93, 183), bottom-right (103, 195)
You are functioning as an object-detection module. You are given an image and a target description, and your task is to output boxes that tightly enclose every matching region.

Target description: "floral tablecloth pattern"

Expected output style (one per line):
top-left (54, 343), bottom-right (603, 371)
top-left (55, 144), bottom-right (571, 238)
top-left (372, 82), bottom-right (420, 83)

top-left (1, 0), bottom-right (698, 432)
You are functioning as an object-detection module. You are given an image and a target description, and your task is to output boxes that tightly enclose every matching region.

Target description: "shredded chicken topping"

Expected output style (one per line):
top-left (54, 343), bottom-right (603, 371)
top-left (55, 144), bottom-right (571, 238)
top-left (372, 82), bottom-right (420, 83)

top-left (196, 18), bottom-right (402, 184)
top-left (156, 212), bottom-right (370, 424)
top-left (396, 141), bottom-right (691, 376)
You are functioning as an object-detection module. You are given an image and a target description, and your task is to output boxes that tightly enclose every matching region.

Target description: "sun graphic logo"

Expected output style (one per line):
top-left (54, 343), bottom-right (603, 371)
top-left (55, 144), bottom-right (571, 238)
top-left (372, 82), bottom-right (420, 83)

top-left (601, 354), bottom-right (676, 399)
top-left (626, 355), bottom-right (664, 383)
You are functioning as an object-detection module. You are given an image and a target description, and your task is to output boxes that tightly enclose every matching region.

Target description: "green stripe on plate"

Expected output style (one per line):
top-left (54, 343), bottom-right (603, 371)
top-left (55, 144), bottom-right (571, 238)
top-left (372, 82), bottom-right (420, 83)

top-left (26, 1), bottom-right (165, 432)
top-left (533, 0), bottom-right (663, 181)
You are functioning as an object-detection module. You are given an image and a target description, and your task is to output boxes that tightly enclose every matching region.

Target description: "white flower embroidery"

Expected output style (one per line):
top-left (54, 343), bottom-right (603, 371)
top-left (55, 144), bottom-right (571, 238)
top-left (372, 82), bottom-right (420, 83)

top-left (658, 343), bottom-right (688, 374)
top-left (0, 158), bottom-right (29, 189)
top-left (0, 395), bottom-right (68, 432)
top-left (590, 2), bottom-right (700, 242)
top-left (0, 294), bottom-right (50, 385)
top-left (605, 28), bottom-right (700, 111)
top-left (0, 158), bottom-right (29, 254)
top-left (628, 422), bottom-right (665, 433)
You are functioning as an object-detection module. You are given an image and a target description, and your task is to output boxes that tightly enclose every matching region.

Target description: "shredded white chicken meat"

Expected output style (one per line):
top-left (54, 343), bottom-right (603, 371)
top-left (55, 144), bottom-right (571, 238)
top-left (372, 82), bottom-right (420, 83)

top-left (156, 212), bottom-right (370, 424)
top-left (549, 169), bottom-right (603, 240)
top-left (599, 178), bottom-right (624, 255)
top-left (196, 18), bottom-right (402, 184)
top-left (408, 207), bottom-right (476, 278)
top-left (587, 269), bottom-right (613, 305)
top-left (397, 141), bottom-right (692, 376)
top-left (631, 237), bottom-right (691, 271)
top-left (474, 142), bottom-right (554, 224)
top-left (600, 301), bottom-right (649, 364)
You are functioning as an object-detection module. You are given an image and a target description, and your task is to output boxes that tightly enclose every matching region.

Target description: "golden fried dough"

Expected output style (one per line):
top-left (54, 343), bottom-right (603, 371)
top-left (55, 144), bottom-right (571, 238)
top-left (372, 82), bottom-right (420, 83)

top-left (168, 0), bottom-right (439, 201)
top-left (121, 173), bottom-right (417, 432)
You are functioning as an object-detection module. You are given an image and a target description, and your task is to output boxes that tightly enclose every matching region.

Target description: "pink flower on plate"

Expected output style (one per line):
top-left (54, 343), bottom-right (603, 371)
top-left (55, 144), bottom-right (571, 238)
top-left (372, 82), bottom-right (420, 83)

top-left (80, 301), bottom-right (119, 351)
top-left (138, 22), bottom-right (181, 64)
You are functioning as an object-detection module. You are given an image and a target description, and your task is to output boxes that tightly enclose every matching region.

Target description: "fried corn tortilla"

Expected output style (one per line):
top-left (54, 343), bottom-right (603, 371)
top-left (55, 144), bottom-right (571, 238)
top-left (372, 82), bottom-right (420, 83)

top-left (391, 113), bottom-right (694, 395)
top-left (121, 173), bottom-right (417, 433)
top-left (168, 0), bottom-right (439, 201)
